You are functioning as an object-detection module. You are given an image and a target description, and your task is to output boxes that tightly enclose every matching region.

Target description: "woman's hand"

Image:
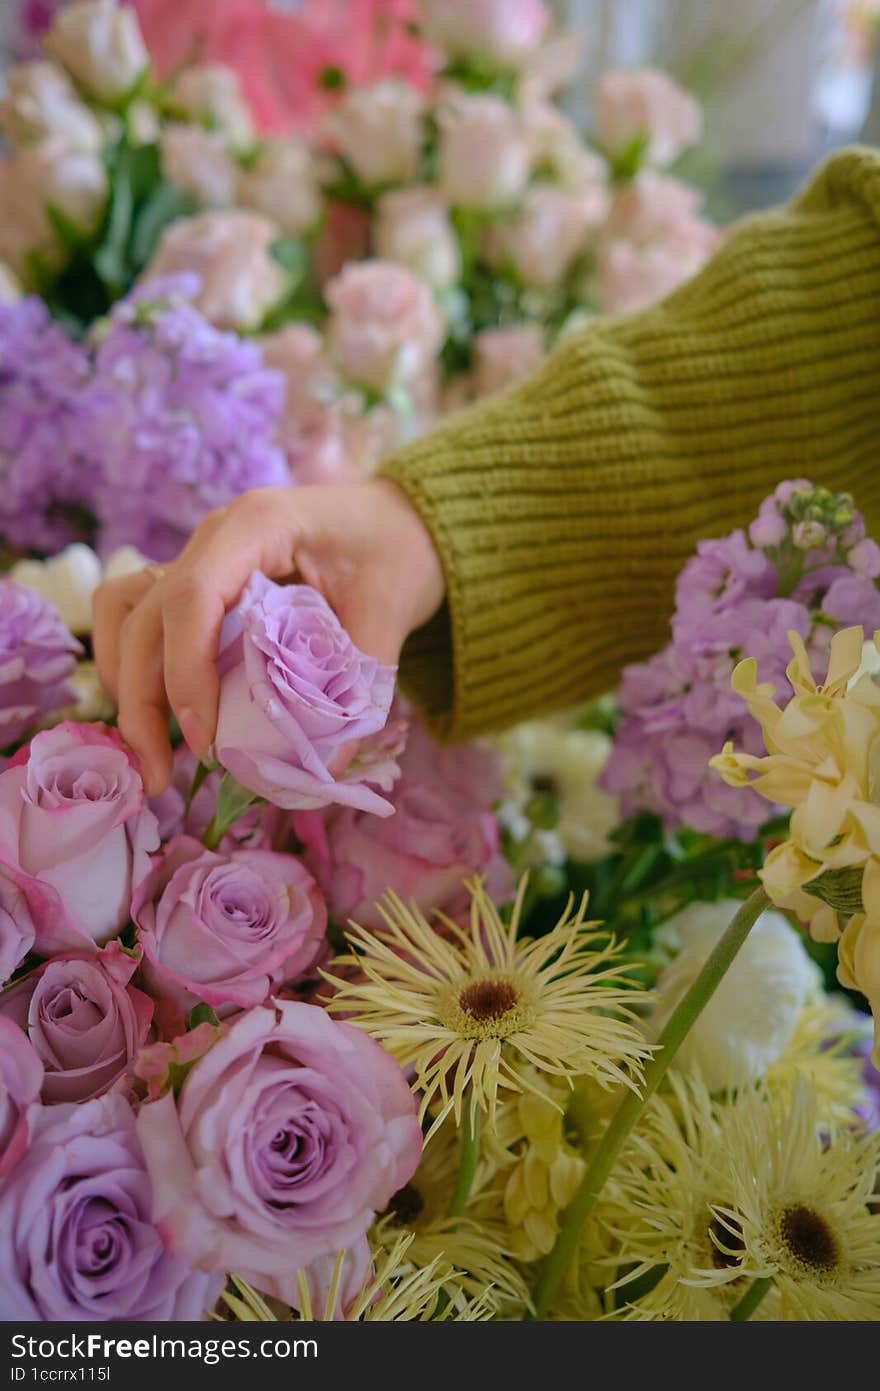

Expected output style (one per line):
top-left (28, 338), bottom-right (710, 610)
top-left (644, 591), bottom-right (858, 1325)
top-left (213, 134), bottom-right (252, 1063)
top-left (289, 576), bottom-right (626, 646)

top-left (92, 480), bottom-right (446, 795)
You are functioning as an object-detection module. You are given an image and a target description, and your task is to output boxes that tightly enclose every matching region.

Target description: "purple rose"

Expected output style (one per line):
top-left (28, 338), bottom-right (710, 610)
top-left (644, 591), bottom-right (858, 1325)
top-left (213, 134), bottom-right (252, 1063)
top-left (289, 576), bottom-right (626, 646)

top-left (0, 1094), bottom-right (221, 1320)
top-left (0, 579), bottom-right (81, 747)
top-left (295, 718), bottom-right (511, 928)
top-left (0, 941), bottom-right (152, 1105)
top-left (0, 722), bottom-right (159, 954)
top-left (136, 1001), bottom-right (421, 1304)
top-left (215, 574), bottom-right (398, 815)
top-left (0, 1017), bottom-right (43, 1179)
top-left (0, 862), bottom-right (36, 985)
top-left (132, 835), bottom-right (327, 1015)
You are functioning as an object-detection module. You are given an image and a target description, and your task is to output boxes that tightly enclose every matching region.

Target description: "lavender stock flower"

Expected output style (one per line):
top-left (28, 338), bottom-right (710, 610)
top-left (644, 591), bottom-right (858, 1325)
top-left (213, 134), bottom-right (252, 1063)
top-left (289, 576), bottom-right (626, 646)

top-left (0, 578), bottom-right (81, 747)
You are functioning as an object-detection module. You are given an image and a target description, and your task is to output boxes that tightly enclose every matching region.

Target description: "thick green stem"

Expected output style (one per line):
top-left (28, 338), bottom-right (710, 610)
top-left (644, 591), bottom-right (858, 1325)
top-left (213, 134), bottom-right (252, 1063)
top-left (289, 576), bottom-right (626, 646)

top-left (729, 1276), bottom-right (774, 1321)
top-left (532, 885), bottom-right (770, 1318)
top-left (446, 1104), bottom-right (481, 1218)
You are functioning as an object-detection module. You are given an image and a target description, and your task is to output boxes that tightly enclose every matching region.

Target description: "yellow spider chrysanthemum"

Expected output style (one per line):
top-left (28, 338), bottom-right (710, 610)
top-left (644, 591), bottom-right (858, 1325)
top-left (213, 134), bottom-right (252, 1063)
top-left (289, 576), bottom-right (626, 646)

top-left (372, 1119), bottom-right (530, 1316)
top-left (764, 998), bottom-right (869, 1125)
top-left (603, 1072), bottom-right (880, 1321)
top-left (222, 1236), bottom-right (493, 1322)
top-left (324, 876), bottom-right (651, 1133)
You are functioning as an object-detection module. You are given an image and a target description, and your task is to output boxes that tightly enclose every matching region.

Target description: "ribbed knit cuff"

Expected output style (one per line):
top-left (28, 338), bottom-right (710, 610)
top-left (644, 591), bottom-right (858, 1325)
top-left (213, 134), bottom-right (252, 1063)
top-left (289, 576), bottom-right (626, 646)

top-left (382, 146), bottom-right (880, 741)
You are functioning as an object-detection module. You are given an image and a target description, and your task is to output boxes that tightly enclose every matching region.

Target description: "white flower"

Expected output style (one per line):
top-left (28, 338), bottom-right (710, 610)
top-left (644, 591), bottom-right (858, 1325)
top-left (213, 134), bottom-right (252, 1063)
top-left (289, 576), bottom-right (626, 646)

top-left (11, 543), bottom-right (148, 636)
top-left (496, 719), bottom-right (619, 862)
top-left (653, 900), bottom-right (821, 1092)
top-left (45, 0), bottom-right (149, 106)
top-left (169, 65), bottom-right (255, 148)
top-left (0, 61), bottom-right (104, 152)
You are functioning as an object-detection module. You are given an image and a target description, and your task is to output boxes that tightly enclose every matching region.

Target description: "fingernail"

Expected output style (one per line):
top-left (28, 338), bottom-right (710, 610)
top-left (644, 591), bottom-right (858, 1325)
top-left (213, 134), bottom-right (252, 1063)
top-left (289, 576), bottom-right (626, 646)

top-left (178, 707), bottom-right (209, 759)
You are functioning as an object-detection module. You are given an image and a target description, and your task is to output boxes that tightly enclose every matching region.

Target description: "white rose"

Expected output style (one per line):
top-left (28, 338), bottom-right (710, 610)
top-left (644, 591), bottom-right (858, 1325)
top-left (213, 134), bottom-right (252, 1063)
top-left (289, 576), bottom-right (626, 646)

top-left (523, 101), bottom-right (609, 190)
top-left (11, 544), bottom-right (103, 636)
top-left (596, 69), bottom-right (702, 170)
top-left (438, 94), bottom-right (530, 210)
top-left (375, 188), bottom-right (461, 288)
top-left (653, 900), bottom-right (820, 1091)
top-left (45, 0), bottom-right (149, 105)
top-left (0, 62), bottom-right (104, 152)
top-left (169, 65), bottom-right (255, 148)
top-left (324, 81), bottom-right (424, 188)
top-left (141, 210), bottom-right (287, 331)
top-left (160, 125), bottom-right (238, 208)
top-left (237, 139), bottom-right (322, 236)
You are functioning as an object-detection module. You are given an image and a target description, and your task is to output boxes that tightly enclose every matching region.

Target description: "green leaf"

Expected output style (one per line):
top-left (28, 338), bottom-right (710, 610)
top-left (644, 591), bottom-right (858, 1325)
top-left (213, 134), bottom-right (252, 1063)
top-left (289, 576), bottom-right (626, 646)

top-left (92, 160), bottom-right (134, 292)
top-left (130, 181), bottom-right (195, 269)
top-left (202, 771), bottom-right (261, 850)
top-left (45, 203), bottom-right (91, 251)
top-left (319, 65), bottom-right (347, 91)
top-left (269, 236), bottom-right (307, 277)
top-left (188, 1003), bottom-right (220, 1030)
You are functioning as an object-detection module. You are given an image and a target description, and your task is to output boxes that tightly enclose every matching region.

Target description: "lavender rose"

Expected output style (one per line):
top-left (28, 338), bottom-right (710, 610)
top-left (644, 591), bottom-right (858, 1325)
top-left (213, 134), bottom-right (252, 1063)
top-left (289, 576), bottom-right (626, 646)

top-left (0, 941), bottom-right (152, 1105)
top-left (296, 717), bottom-right (512, 928)
top-left (0, 1094), bottom-right (221, 1320)
top-left (214, 574), bottom-right (398, 815)
top-left (0, 1017), bottom-right (43, 1179)
top-left (0, 579), bottom-right (81, 747)
top-left (0, 722), bottom-right (159, 954)
top-left (132, 836), bottom-right (327, 1015)
top-left (0, 863), bottom-right (36, 985)
top-left (136, 1001), bottom-right (422, 1303)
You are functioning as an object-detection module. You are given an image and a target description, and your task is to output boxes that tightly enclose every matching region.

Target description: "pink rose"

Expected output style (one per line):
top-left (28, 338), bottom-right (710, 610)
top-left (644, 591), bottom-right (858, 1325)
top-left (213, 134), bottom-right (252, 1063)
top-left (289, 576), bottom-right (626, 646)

top-left (296, 719), bottom-right (512, 929)
top-left (604, 172), bottom-right (703, 242)
top-left (324, 81), bottom-right (425, 188)
top-left (136, 1001), bottom-right (422, 1302)
top-left (0, 137), bottom-right (107, 278)
top-left (417, 0), bottom-right (548, 66)
top-left (215, 574), bottom-right (398, 815)
top-left (237, 138), bottom-right (322, 237)
top-left (596, 69), bottom-right (702, 169)
top-left (438, 93), bottom-right (530, 210)
top-left (598, 224), bottom-right (719, 315)
top-left (0, 865), bottom-right (36, 986)
top-left (473, 325), bottom-right (546, 399)
top-left (142, 210), bottom-right (287, 331)
top-left (491, 183), bottom-right (608, 287)
top-left (326, 260), bottom-right (444, 393)
top-left (169, 64), bottom-right (255, 146)
top-left (132, 835), bottom-right (326, 1015)
top-left (0, 940), bottom-right (152, 1106)
top-left (375, 187), bottom-right (461, 289)
top-left (0, 1017), bottom-right (43, 1179)
top-left (160, 124), bottom-right (238, 207)
top-left (260, 326), bottom-right (359, 487)
top-left (0, 722), bottom-right (159, 955)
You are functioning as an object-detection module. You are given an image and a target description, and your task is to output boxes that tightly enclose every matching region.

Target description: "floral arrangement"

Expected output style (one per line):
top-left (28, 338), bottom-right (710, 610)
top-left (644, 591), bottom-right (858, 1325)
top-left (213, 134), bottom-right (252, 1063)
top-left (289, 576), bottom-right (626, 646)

top-left (1, 0), bottom-right (880, 1326)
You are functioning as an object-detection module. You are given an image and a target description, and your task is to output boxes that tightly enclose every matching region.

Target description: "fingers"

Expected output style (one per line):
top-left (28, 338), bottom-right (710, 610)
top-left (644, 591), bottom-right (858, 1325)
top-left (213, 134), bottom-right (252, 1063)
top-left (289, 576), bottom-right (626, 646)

top-left (114, 584), bottom-right (173, 796)
top-left (161, 571), bottom-right (226, 761)
top-left (92, 571), bottom-right (155, 701)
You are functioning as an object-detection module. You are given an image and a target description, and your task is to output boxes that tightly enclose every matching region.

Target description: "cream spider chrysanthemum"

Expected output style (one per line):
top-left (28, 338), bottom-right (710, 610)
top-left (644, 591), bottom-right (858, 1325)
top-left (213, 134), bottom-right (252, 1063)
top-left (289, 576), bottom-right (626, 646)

top-left (764, 998), bottom-right (869, 1125)
top-left (707, 1077), bottom-right (880, 1320)
top-left (324, 876), bottom-right (651, 1133)
top-left (372, 1120), bottom-right (530, 1315)
top-left (222, 1236), bottom-right (493, 1322)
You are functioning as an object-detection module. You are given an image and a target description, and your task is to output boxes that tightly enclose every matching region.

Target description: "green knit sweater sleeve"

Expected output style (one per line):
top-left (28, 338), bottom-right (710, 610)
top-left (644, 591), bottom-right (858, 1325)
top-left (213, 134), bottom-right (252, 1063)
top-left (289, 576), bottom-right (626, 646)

top-left (380, 146), bottom-right (880, 740)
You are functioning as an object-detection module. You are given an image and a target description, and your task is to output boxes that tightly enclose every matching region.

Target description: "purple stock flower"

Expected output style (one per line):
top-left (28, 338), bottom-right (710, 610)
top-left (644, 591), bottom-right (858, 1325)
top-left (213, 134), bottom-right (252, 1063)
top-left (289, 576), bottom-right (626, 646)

top-left (85, 276), bottom-right (290, 561)
top-left (0, 1093), bottom-right (221, 1319)
top-left (0, 578), bottom-right (81, 747)
top-left (604, 480), bottom-right (880, 840)
top-left (0, 299), bottom-right (96, 553)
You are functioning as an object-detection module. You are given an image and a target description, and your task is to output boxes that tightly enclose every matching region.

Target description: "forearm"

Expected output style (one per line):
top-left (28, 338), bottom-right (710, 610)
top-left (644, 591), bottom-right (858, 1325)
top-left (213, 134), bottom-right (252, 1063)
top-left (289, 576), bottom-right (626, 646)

top-left (382, 147), bottom-right (880, 739)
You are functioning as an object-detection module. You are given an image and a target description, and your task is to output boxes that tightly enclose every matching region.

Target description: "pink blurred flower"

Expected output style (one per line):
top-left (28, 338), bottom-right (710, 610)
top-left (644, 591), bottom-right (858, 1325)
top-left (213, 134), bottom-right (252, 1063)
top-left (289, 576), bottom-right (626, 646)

top-left (375, 187), bottom-right (460, 288)
top-left (324, 80), bottom-right (425, 188)
top-left (0, 1017), bottom-right (43, 1179)
top-left (473, 325), bottom-right (545, 399)
top-left (416, 0), bottom-right (547, 67)
top-left (260, 326), bottom-right (358, 486)
top-left (237, 138), bottom-right (322, 237)
top-left (0, 137), bottom-right (108, 278)
top-left (598, 173), bottom-right (721, 314)
top-left (168, 63), bottom-right (255, 146)
top-left (438, 93), bottom-right (530, 210)
top-left (141, 209), bottom-right (287, 331)
top-left (160, 124), bottom-right (238, 207)
top-left (596, 69), bottom-right (702, 169)
top-left (45, 0), bottom-right (148, 105)
top-left (0, 60), bottom-right (103, 152)
top-left (491, 183), bottom-right (608, 287)
top-left (326, 259), bottom-right (444, 393)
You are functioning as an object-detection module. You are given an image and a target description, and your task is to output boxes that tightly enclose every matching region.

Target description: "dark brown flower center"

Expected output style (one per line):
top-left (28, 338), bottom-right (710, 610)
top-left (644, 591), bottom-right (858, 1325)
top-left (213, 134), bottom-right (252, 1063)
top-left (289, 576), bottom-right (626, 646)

top-left (383, 1184), bottom-right (425, 1226)
top-left (778, 1204), bottom-right (840, 1273)
top-left (458, 979), bottom-right (519, 1021)
top-left (530, 773), bottom-right (558, 797)
top-left (708, 1214), bottom-right (745, 1270)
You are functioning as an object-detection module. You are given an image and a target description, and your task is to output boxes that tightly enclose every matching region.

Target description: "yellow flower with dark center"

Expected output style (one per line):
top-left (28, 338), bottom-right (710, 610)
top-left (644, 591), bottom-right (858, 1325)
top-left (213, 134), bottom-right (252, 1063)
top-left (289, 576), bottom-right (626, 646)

top-left (323, 876), bottom-right (650, 1133)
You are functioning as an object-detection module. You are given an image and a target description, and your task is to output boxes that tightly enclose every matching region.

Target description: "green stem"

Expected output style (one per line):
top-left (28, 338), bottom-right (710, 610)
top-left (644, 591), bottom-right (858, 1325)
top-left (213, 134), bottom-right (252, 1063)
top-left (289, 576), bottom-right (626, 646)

top-left (531, 885), bottom-right (770, 1318)
top-left (202, 815), bottom-right (224, 852)
top-left (446, 1104), bottom-right (481, 1219)
top-left (729, 1276), bottom-right (774, 1322)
